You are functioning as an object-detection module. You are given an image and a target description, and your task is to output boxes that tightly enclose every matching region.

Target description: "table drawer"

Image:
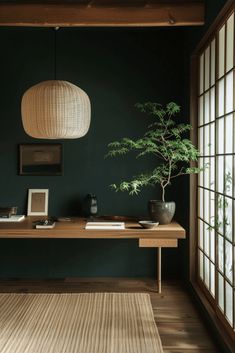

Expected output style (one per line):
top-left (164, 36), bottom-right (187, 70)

top-left (139, 238), bottom-right (178, 248)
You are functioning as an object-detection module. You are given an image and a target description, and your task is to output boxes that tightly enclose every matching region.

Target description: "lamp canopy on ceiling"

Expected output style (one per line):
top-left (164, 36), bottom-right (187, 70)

top-left (21, 80), bottom-right (91, 139)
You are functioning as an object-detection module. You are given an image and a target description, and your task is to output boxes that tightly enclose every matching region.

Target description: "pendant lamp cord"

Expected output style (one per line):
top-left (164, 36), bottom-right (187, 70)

top-left (54, 27), bottom-right (59, 80)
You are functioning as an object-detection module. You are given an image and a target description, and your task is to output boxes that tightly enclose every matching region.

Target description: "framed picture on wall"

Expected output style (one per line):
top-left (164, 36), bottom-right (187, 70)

top-left (27, 189), bottom-right (49, 216)
top-left (19, 144), bottom-right (63, 176)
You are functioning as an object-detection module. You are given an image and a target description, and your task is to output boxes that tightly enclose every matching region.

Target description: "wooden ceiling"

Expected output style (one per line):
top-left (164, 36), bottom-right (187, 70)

top-left (0, 1), bottom-right (205, 27)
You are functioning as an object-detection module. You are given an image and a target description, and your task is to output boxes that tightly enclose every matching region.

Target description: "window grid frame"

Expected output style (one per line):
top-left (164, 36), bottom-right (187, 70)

top-left (196, 10), bottom-right (235, 330)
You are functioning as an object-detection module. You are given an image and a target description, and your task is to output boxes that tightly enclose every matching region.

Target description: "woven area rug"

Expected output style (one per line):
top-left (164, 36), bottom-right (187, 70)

top-left (0, 293), bottom-right (163, 353)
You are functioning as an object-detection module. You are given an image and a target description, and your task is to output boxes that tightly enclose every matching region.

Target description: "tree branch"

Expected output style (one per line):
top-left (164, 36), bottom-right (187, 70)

top-left (170, 168), bottom-right (189, 179)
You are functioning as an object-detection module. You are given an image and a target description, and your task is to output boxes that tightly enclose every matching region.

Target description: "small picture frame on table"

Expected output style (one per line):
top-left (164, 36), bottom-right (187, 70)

top-left (27, 189), bottom-right (49, 216)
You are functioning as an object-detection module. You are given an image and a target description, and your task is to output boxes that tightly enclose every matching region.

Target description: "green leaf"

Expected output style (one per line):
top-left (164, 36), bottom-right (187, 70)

top-left (106, 101), bottom-right (201, 197)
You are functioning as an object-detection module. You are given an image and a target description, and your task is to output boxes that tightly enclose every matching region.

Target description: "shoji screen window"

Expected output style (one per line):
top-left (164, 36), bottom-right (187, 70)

top-left (197, 11), bottom-right (235, 331)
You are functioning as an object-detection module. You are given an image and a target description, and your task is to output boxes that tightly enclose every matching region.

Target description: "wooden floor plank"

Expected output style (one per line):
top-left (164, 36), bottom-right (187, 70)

top-left (0, 278), bottom-right (220, 352)
top-left (164, 350), bottom-right (218, 353)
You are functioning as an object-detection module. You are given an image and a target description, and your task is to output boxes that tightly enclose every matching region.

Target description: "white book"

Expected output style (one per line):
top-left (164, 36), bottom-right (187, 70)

top-left (85, 222), bottom-right (125, 230)
top-left (36, 222), bottom-right (55, 229)
top-left (0, 215), bottom-right (25, 222)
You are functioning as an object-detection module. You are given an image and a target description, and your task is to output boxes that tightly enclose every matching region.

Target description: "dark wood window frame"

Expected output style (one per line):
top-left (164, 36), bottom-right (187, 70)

top-left (190, 0), bottom-right (235, 349)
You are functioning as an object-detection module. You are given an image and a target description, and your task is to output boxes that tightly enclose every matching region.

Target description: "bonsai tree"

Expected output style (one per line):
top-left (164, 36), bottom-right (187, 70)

top-left (106, 102), bottom-right (201, 202)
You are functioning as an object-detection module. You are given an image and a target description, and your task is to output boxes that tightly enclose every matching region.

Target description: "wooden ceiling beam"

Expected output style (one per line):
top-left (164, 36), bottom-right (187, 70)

top-left (0, 2), bottom-right (204, 27)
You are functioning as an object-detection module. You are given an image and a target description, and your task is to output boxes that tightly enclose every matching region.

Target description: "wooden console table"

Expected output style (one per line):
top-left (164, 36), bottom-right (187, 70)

top-left (0, 217), bottom-right (186, 293)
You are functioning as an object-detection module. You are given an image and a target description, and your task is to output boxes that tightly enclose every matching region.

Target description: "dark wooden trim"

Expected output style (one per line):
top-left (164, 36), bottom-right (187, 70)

top-left (193, 0), bottom-right (235, 55)
top-left (190, 54), bottom-right (199, 283)
top-left (190, 280), bottom-right (235, 350)
top-left (0, 2), bottom-right (205, 27)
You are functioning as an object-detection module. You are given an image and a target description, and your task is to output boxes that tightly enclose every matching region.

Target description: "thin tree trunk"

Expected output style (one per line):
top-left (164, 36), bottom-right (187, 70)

top-left (162, 185), bottom-right (165, 202)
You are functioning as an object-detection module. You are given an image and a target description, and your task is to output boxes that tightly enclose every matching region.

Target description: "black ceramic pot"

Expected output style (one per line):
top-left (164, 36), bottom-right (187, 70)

top-left (148, 200), bottom-right (176, 224)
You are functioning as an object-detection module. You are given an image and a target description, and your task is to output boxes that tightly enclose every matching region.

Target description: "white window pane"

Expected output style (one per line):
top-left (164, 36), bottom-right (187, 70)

top-left (225, 72), bottom-right (234, 114)
top-left (218, 79), bottom-right (225, 117)
top-left (234, 205), bottom-right (235, 244)
top-left (204, 223), bottom-right (210, 256)
top-left (200, 53), bottom-right (204, 94)
top-left (217, 118), bottom-right (224, 154)
top-left (199, 95), bottom-right (204, 126)
top-left (219, 25), bottom-right (225, 78)
top-left (218, 273), bottom-right (224, 312)
top-left (204, 157), bottom-right (210, 189)
top-left (199, 187), bottom-right (204, 219)
top-left (225, 240), bottom-right (233, 282)
top-left (234, 113), bottom-right (235, 153)
top-left (211, 39), bottom-right (216, 86)
top-left (210, 87), bottom-right (215, 121)
top-left (218, 195), bottom-right (224, 235)
top-left (234, 247), bottom-right (235, 284)
top-left (218, 234), bottom-right (224, 272)
top-left (210, 122), bottom-right (215, 155)
top-left (198, 158), bottom-right (204, 186)
top-left (199, 127), bottom-right (204, 154)
top-left (210, 227), bottom-right (215, 262)
top-left (225, 198), bottom-right (233, 241)
top-left (217, 156), bottom-right (224, 193)
top-left (205, 256), bottom-right (210, 288)
top-left (225, 114), bottom-right (233, 153)
top-left (210, 191), bottom-right (215, 227)
top-left (199, 219), bottom-right (204, 249)
top-left (234, 168), bottom-right (235, 200)
top-left (199, 250), bottom-right (204, 280)
top-left (204, 189), bottom-right (210, 223)
top-left (226, 13), bottom-right (234, 72)
top-left (225, 282), bottom-right (233, 326)
top-left (205, 46), bottom-right (210, 91)
top-left (204, 125), bottom-right (210, 155)
top-left (204, 92), bottom-right (210, 124)
top-left (210, 263), bottom-right (215, 296)
top-left (225, 156), bottom-right (233, 197)
top-left (210, 157), bottom-right (215, 190)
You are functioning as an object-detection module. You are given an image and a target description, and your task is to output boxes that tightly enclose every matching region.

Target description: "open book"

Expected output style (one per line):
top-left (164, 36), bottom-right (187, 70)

top-left (85, 222), bottom-right (125, 230)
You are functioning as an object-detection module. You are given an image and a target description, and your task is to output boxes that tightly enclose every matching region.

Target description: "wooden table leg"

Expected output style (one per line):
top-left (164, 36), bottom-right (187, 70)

top-left (157, 247), bottom-right (162, 293)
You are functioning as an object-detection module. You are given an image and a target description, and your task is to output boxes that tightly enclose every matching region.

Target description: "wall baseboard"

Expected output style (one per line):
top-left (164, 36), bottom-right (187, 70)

top-left (0, 277), bottom-right (160, 293)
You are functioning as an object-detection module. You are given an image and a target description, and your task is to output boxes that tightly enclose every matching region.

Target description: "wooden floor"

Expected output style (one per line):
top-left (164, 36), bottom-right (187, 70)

top-left (0, 278), bottom-right (220, 353)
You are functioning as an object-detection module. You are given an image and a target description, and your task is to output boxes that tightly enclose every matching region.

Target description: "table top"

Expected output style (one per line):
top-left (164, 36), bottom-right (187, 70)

top-left (0, 217), bottom-right (186, 239)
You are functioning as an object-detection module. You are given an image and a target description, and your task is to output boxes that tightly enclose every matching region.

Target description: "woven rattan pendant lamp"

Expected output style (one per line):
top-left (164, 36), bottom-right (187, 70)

top-left (21, 28), bottom-right (91, 139)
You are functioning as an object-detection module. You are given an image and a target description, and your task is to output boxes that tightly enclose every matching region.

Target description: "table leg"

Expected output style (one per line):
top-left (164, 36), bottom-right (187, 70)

top-left (157, 247), bottom-right (162, 293)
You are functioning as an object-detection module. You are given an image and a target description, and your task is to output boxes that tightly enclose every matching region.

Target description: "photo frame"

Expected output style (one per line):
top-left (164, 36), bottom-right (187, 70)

top-left (27, 189), bottom-right (49, 216)
top-left (19, 144), bottom-right (63, 176)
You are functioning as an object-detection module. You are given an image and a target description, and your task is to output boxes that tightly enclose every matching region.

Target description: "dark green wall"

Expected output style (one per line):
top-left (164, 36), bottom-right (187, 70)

top-left (0, 0), bottom-right (228, 279)
top-left (0, 27), bottom-right (187, 278)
